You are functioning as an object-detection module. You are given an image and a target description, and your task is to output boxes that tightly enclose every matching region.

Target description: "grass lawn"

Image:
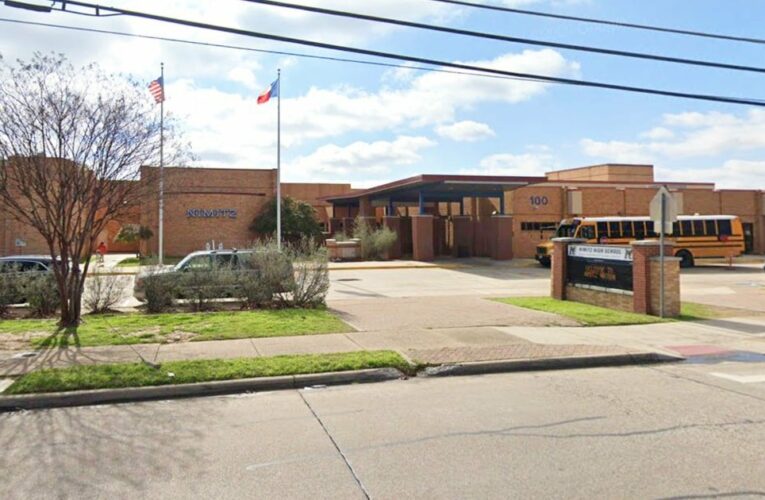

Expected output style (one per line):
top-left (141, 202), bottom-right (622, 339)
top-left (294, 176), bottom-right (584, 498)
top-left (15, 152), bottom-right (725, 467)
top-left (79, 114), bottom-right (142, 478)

top-left (0, 309), bottom-right (352, 348)
top-left (5, 350), bottom-right (412, 394)
top-left (116, 256), bottom-right (183, 267)
top-left (493, 297), bottom-right (746, 327)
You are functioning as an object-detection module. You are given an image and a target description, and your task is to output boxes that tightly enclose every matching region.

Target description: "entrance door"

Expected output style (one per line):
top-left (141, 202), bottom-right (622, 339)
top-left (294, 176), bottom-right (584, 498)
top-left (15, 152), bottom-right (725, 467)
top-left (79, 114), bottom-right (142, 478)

top-left (743, 223), bottom-right (754, 254)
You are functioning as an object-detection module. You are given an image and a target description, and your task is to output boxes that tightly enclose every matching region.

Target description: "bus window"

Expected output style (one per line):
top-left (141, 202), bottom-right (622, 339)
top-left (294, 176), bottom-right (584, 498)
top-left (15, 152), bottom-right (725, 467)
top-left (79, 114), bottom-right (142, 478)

top-left (608, 221), bottom-right (621, 238)
top-left (693, 220), bottom-right (705, 236)
top-left (622, 221), bottom-right (634, 238)
top-left (578, 225), bottom-right (595, 240)
top-left (705, 220), bottom-right (717, 236)
top-left (680, 221), bottom-right (692, 236)
top-left (555, 224), bottom-right (576, 237)
top-left (597, 222), bottom-right (608, 237)
top-left (718, 219), bottom-right (732, 236)
top-left (634, 221), bottom-right (646, 239)
top-left (672, 221), bottom-right (680, 235)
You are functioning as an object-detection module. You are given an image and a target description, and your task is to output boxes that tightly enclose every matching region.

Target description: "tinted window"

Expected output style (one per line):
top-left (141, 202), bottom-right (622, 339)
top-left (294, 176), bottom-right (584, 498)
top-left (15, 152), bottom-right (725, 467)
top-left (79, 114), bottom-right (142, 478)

top-left (608, 222), bottom-right (621, 237)
top-left (693, 220), bottom-right (705, 236)
top-left (634, 221), bottom-right (646, 239)
top-left (680, 221), bottom-right (692, 236)
top-left (647, 223), bottom-right (658, 238)
top-left (578, 225), bottom-right (595, 240)
top-left (718, 219), bottom-right (732, 236)
top-left (596, 222), bottom-right (608, 237)
top-left (622, 221), bottom-right (634, 238)
top-left (184, 255), bottom-right (212, 270)
top-left (214, 254), bottom-right (236, 268)
top-left (705, 220), bottom-right (717, 236)
top-left (672, 221), bottom-right (680, 235)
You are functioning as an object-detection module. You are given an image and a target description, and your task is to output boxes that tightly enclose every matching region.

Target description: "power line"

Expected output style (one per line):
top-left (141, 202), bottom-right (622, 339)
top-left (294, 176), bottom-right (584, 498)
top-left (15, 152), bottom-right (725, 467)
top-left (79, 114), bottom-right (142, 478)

top-left (15, 0), bottom-right (765, 107)
top-left (0, 17), bottom-right (551, 85)
top-left (430, 0), bottom-right (765, 46)
top-left (239, 0), bottom-right (765, 74)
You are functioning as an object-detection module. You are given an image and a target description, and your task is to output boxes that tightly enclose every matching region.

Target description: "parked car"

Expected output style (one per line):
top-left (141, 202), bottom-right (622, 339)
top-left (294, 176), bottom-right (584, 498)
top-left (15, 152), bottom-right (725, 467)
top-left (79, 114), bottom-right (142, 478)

top-left (133, 249), bottom-right (292, 302)
top-left (0, 255), bottom-right (55, 274)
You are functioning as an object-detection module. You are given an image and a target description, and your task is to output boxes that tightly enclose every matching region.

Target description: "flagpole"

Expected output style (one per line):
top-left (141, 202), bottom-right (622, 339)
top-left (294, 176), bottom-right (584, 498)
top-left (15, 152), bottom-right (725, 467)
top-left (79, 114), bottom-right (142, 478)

top-left (276, 68), bottom-right (281, 250)
top-left (158, 62), bottom-right (165, 266)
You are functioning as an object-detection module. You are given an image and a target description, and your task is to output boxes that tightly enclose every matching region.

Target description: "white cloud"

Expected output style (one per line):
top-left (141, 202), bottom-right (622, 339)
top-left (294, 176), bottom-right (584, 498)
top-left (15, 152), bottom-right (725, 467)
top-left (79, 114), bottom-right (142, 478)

top-left (656, 160), bottom-right (765, 189)
top-left (286, 136), bottom-right (436, 180)
top-left (460, 152), bottom-right (558, 176)
top-left (436, 121), bottom-right (496, 142)
top-left (581, 109), bottom-right (765, 162)
top-left (639, 127), bottom-right (674, 140)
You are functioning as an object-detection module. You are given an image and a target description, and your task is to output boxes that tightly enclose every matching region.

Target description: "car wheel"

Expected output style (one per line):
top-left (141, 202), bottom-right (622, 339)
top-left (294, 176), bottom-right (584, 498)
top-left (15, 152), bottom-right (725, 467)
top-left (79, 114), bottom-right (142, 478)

top-left (676, 250), bottom-right (694, 268)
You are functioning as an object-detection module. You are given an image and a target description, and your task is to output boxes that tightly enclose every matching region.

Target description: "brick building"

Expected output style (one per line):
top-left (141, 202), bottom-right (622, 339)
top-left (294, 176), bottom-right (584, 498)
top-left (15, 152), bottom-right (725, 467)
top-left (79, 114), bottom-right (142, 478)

top-left (1, 162), bottom-right (763, 260)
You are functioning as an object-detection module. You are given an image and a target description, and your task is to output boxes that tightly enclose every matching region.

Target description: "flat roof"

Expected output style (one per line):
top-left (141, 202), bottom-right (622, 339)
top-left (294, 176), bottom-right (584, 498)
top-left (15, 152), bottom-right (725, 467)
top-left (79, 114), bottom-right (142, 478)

top-left (323, 174), bottom-right (547, 203)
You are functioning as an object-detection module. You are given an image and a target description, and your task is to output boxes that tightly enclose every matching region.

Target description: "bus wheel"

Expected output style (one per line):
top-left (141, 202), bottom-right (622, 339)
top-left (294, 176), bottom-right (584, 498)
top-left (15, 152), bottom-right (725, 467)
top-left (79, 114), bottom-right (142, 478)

top-left (676, 250), bottom-right (694, 268)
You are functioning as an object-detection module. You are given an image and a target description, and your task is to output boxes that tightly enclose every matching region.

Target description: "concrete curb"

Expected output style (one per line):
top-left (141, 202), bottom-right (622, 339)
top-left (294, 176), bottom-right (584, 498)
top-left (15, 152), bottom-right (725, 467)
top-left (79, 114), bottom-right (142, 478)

top-left (418, 351), bottom-right (684, 377)
top-left (329, 264), bottom-right (463, 271)
top-left (0, 367), bottom-right (404, 412)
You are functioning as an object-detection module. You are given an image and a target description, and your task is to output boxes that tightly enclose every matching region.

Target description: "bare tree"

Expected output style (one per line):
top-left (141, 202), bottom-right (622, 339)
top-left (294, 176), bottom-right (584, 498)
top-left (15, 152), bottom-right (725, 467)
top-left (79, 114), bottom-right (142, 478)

top-left (0, 53), bottom-right (186, 328)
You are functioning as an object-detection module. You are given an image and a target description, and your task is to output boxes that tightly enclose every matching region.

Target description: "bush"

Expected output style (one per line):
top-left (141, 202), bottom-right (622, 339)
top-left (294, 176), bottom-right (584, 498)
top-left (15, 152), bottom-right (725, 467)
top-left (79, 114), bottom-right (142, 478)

top-left (19, 272), bottom-right (60, 317)
top-left (142, 269), bottom-right (179, 313)
top-left (283, 239), bottom-right (330, 308)
top-left (0, 274), bottom-right (20, 317)
top-left (84, 273), bottom-right (128, 314)
top-left (354, 217), bottom-right (397, 260)
top-left (178, 267), bottom-right (237, 312)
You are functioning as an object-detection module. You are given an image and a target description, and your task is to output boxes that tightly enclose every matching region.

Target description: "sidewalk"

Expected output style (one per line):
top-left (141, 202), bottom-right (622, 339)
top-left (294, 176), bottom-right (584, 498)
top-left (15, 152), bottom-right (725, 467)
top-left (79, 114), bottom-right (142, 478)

top-left (4, 315), bottom-right (763, 378)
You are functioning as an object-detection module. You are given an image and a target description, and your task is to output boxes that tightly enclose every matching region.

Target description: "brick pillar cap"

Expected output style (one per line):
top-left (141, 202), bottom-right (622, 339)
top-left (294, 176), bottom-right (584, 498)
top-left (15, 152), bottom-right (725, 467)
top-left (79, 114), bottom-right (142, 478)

top-left (650, 256), bottom-right (681, 261)
top-left (631, 239), bottom-right (675, 247)
top-left (411, 214), bottom-right (434, 218)
top-left (491, 214), bottom-right (513, 218)
top-left (552, 237), bottom-right (587, 243)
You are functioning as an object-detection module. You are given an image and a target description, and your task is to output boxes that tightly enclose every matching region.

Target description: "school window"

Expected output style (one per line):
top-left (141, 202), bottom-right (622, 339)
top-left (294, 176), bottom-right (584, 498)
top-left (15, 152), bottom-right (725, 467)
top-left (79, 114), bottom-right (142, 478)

top-left (520, 221), bottom-right (557, 231)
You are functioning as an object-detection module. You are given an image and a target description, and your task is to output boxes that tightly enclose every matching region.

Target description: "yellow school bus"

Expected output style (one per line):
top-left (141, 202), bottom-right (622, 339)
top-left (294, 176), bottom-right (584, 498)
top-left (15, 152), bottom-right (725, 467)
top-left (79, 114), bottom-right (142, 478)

top-left (535, 215), bottom-right (745, 268)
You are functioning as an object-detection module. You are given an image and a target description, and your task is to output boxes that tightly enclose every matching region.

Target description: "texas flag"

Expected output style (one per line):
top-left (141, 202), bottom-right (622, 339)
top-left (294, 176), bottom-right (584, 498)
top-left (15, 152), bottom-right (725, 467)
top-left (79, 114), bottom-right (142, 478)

top-left (257, 78), bottom-right (279, 104)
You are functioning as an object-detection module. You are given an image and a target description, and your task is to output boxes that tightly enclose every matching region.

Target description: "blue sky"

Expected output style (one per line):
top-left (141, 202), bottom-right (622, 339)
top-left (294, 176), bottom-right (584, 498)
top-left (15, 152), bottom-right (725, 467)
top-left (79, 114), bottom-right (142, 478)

top-left (1, 0), bottom-right (764, 188)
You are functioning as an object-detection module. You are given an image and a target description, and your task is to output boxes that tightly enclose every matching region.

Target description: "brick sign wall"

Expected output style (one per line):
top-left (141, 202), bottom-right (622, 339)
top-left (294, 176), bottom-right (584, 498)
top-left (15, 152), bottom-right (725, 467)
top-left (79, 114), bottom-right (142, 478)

top-left (566, 244), bottom-right (633, 291)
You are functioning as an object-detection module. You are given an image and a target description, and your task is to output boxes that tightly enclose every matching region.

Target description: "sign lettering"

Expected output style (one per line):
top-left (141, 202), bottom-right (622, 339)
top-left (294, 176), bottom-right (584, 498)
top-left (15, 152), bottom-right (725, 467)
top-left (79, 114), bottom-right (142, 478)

top-left (186, 208), bottom-right (238, 219)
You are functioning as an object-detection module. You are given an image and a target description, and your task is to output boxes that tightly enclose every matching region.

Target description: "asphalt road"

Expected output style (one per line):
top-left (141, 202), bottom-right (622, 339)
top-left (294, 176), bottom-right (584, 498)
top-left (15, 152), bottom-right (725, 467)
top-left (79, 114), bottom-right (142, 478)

top-left (3, 361), bottom-right (765, 499)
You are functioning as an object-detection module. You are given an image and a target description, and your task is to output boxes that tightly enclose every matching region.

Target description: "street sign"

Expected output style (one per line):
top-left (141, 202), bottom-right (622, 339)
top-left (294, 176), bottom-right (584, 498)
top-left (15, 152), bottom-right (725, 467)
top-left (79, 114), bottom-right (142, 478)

top-left (650, 186), bottom-right (678, 235)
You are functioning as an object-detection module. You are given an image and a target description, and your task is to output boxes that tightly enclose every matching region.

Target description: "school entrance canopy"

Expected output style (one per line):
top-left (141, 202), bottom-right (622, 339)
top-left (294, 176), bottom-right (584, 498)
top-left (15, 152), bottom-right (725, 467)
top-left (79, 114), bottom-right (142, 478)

top-left (324, 174), bottom-right (546, 217)
top-left (323, 174), bottom-right (547, 261)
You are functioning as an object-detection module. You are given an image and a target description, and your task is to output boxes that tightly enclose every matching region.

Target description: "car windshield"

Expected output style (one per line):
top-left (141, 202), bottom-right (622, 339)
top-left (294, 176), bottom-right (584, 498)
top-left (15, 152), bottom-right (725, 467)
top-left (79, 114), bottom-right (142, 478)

top-left (555, 224), bottom-right (577, 237)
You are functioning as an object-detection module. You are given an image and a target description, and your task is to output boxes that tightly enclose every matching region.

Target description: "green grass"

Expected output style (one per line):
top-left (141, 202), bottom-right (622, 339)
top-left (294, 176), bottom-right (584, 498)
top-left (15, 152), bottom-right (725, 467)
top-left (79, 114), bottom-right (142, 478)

top-left (494, 297), bottom-right (748, 326)
top-left (116, 256), bottom-right (183, 267)
top-left (0, 309), bottom-right (352, 348)
top-left (5, 350), bottom-right (412, 394)
top-left (494, 297), bottom-right (666, 326)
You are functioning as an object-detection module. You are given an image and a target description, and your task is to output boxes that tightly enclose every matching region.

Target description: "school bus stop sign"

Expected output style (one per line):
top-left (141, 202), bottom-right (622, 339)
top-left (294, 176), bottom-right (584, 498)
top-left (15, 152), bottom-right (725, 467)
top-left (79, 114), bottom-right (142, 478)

top-left (650, 186), bottom-right (679, 235)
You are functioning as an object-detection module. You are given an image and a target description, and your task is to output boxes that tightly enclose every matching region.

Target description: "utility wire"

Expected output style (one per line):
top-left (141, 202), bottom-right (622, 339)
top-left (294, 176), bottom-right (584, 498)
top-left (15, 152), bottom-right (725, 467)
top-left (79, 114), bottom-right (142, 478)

top-left (239, 0), bottom-right (765, 74)
top-left (430, 0), bottom-right (765, 46)
top-left (0, 17), bottom-right (552, 85)
top-left (20, 0), bottom-right (765, 107)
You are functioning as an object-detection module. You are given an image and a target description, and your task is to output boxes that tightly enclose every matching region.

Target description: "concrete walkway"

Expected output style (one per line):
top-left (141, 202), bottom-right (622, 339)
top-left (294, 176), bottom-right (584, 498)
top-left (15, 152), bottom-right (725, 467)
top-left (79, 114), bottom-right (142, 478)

top-left (3, 315), bottom-right (764, 378)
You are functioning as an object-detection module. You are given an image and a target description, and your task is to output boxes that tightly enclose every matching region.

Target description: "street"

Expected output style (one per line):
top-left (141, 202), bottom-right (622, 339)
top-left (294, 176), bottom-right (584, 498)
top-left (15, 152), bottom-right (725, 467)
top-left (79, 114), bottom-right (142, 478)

top-left (2, 361), bottom-right (765, 499)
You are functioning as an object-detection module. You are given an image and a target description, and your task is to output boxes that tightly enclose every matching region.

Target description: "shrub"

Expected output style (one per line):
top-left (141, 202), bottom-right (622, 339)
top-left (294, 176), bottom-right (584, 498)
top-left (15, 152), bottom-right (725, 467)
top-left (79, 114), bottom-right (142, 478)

top-left (354, 217), bottom-right (397, 260)
top-left (142, 269), bottom-right (179, 313)
top-left (0, 274), bottom-right (20, 317)
top-left (179, 267), bottom-right (237, 312)
top-left (283, 239), bottom-right (330, 308)
top-left (19, 272), bottom-right (60, 317)
top-left (84, 273), bottom-right (128, 314)
top-left (248, 240), bottom-right (295, 301)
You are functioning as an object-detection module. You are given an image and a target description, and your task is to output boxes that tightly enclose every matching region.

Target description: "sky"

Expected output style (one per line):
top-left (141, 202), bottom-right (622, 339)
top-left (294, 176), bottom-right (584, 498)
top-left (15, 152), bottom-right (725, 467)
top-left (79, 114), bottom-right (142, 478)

top-left (1, 0), bottom-right (764, 189)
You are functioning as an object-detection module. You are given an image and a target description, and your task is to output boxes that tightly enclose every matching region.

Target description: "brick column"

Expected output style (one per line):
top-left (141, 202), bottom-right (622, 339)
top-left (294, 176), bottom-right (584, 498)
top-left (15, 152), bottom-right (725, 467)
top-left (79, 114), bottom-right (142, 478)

top-left (412, 215), bottom-right (435, 261)
top-left (550, 238), bottom-right (586, 300)
top-left (649, 256), bottom-right (681, 317)
top-left (451, 216), bottom-right (473, 257)
top-left (491, 215), bottom-right (513, 260)
top-left (383, 216), bottom-right (403, 259)
top-left (631, 240), bottom-right (674, 314)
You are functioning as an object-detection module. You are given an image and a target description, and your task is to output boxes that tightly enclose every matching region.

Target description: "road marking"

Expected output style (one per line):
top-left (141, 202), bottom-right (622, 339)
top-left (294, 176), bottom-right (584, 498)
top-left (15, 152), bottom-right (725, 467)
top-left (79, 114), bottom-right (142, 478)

top-left (709, 372), bottom-right (765, 384)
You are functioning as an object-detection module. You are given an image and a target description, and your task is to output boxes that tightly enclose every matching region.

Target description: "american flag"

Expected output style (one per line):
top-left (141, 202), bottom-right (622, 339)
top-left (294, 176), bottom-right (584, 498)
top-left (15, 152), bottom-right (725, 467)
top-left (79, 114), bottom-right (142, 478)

top-left (148, 76), bottom-right (164, 104)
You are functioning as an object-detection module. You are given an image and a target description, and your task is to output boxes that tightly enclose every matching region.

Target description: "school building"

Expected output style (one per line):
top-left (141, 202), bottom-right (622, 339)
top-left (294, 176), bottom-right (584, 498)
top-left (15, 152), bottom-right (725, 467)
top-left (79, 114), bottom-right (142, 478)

top-left (1, 162), bottom-right (763, 260)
